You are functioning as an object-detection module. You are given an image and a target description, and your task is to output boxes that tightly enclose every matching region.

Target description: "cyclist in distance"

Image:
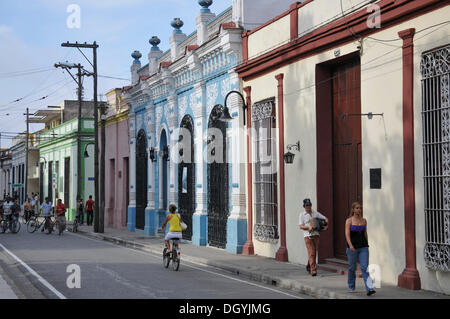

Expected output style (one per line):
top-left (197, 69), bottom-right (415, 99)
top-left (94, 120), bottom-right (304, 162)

top-left (158, 204), bottom-right (182, 251)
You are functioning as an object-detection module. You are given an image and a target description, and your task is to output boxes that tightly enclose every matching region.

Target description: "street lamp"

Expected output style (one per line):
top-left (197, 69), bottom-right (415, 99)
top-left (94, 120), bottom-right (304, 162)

top-left (84, 142), bottom-right (95, 158)
top-left (218, 90), bottom-right (248, 126)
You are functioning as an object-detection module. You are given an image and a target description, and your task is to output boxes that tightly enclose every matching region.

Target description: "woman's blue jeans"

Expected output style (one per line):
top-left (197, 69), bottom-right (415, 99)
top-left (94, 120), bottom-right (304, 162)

top-left (346, 247), bottom-right (373, 292)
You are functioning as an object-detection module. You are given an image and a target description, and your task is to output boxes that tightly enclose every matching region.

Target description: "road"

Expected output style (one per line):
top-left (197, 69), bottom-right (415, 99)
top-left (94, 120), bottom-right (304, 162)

top-left (0, 227), bottom-right (310, 300)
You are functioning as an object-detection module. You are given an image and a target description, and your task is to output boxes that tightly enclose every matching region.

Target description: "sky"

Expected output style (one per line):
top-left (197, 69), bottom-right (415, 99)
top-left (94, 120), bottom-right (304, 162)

top-left (0, 0), bottom-right (232, 148)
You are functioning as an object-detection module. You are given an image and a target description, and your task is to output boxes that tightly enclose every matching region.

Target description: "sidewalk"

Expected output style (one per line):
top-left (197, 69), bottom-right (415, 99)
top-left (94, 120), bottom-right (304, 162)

top-left (0, 268), bottom-right (18, 299)
top-left (70, 224), bottom-right (449, 299)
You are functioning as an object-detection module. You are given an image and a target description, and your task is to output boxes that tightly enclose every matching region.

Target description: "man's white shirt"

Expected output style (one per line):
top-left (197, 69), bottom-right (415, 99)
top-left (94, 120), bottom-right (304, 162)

top-left (299, 210), bottom-right (326, 238)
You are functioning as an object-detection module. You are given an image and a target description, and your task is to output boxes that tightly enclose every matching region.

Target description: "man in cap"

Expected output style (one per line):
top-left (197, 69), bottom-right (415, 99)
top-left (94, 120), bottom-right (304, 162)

top-left (299, 198), bottom-right (328, 276)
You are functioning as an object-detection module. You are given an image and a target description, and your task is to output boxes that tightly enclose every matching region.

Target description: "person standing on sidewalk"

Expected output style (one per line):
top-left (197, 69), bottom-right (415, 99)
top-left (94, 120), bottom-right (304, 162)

top-left (55, 199), bottom-right (67, 235)
top-left (345, 202), bottom-right (376, 296)
top-left (299, 198), bottom-right (328, 276)
top-left (85, 195), bottom-right (95, 226)
top-left (77, 198), bottom-right (84, 225)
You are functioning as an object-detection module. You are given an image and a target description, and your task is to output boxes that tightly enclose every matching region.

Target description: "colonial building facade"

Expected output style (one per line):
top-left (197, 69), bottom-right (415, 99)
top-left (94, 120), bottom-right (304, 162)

top-left (37, 101), bottom-right (95, 220)
top-left (124, 0), bottom-right (295, 253)
top-left (236, 0), bottom-right (449, 293)
top-left (103, 88), bottom-right (130, 229)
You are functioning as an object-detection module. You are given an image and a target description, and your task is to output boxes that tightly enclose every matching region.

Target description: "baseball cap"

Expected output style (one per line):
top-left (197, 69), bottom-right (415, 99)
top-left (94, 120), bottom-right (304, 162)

top-left (303, 198), bottom-right (312, 206)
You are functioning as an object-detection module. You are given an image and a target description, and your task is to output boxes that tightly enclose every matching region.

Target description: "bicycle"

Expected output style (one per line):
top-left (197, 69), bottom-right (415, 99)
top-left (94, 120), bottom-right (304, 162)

top-left (71, 215), bottom-right (79, 233)
top-left (163, 239), bottom-right (181, 271)
top-left (27, 215), bottom-right (55, 234)
top-left (0, 214), bottom-right (21, 234)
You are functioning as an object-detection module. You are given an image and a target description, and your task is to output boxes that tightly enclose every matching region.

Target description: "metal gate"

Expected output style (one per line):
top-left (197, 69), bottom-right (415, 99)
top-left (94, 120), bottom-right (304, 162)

top-left (421, 44), bottom-right (450, 271)
top-left (178, 115), bottom-right (195, 240)
top-left (136, 129), bottom-right (147, 230)
top-left (207, 105), bottom-right (229, 248)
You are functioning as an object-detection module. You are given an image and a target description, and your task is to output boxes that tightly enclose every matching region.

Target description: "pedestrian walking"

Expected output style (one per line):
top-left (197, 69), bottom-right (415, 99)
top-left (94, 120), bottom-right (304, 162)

top-left (85, 195), bottom-right (95, 226)
top-left (55, 199), bottom-right (66, 235)
top-left (299, 198), bottom-right (328, 276)
top-left (24, 198), bottom-right (34, 222)
top-left (345, 202), bottom-right (376, 296)
top-left (77, 198), bottom-right (84, 225)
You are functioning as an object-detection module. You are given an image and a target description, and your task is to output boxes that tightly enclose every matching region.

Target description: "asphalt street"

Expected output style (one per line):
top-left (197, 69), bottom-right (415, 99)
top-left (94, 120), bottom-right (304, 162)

top-left (0, 227), bottom-right (310, 299)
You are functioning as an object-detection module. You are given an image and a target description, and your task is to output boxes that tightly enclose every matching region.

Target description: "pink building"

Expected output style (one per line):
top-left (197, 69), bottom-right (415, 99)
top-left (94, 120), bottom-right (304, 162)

top-left (102, 88), bottom-right (130, 229)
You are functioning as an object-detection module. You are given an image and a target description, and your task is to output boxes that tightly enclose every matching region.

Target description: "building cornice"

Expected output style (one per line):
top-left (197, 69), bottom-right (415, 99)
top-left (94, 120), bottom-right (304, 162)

top-left (236, 0), bottom-right (446, 81)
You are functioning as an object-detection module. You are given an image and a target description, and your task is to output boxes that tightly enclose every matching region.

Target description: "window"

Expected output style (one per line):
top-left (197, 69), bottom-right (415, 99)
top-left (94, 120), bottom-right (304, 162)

top-left (421, 44), bottom-right (450, 272)
top-left (252, 98), bottom-right (278, 242)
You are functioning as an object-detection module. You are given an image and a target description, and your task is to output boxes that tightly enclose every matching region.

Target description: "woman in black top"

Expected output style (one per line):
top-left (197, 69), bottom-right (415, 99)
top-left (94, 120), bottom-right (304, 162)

top-left (345, 202), bottom-right (376, 296)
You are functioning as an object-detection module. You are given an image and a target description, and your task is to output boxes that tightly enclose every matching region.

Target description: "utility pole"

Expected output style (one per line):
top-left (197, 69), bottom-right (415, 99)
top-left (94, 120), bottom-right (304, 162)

top-left (61, 41), bottom-right (102, 233)
top-left (54, 62), bottom-right (85, 206)
top-left (24, 108), bottom-right (33, 204)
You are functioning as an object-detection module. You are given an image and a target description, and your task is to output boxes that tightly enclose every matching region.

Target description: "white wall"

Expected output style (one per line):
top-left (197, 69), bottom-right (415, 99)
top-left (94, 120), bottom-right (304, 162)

top-left (232, 0), bottom-right (296, 31)
top-left (243, 4), bottom-right (450, 293)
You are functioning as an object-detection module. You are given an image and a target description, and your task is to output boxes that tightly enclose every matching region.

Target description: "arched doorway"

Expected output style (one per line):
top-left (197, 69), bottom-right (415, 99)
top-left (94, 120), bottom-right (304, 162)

top-left (178, 115), bottom-right (195, 240)
top-left (135, 129), bottom-right (147, 230)
top-left (207, 105), bottom-right (229, 248)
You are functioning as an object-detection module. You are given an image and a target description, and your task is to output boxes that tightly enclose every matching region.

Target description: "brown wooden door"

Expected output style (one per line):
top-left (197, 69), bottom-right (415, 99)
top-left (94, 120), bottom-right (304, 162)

top-left (332, 58), bottom-right (362, 259)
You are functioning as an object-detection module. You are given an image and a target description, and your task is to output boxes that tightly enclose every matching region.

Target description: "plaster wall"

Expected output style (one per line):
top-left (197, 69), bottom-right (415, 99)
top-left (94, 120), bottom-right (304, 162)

top-left (242, 6), bottom-right (450, 293)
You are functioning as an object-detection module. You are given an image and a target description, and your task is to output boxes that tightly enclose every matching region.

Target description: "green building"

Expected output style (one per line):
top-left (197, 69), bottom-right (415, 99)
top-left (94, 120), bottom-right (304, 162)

top-left (34, 102), bottom-right (95, 221)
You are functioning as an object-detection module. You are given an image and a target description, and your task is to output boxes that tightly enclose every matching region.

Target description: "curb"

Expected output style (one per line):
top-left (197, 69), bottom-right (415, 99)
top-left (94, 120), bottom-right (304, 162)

top-left (68, 227), bottom-right (356, 299)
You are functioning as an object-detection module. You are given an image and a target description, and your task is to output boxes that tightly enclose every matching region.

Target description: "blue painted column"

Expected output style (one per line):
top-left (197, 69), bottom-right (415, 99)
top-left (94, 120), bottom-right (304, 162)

top-left (192, 81), bottom-right (208, 246)
top-left (225, 72), bottom-right (248, 254)
top-left (144, 102), bottom-right (158, 236)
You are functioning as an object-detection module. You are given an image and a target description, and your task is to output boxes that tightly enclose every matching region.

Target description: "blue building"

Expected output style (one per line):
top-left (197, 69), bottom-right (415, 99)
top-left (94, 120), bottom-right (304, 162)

top-left (124, 0), bottom-right (294, 254)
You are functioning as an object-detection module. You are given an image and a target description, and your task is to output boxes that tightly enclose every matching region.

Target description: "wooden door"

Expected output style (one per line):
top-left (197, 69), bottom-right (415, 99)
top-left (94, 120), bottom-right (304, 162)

top-left (332, 59), bottom-right (362, 259)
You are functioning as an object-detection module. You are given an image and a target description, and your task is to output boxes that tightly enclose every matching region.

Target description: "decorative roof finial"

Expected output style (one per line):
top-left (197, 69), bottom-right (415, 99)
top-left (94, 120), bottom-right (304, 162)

top-left (149, 36), bottom-right (161, 51)
top-left (198, 0), bottom-right (213, 13)
top-left (171, 18), bottom-right (184, 34)
top-left (131, 50), bottom-right (142, 64)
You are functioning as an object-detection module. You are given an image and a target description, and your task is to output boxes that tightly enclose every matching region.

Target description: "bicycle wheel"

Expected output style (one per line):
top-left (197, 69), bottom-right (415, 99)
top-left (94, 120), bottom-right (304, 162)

top-left (27, 218), bottom-right (39, 233)
top-left (11, 219), bottom-right (20, 233)
top-left (163, 248), bottom-right (170, 268)
top-left (0, 220), bottom-right (7, 233)
top-left (172, 248), bottom-right (180, 271)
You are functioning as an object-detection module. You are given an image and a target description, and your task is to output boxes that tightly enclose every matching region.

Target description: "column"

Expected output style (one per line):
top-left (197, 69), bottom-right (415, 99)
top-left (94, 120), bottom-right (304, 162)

top-left (167, 94), bottom-right (179, 209)
top-left (127, 110), bottom-right (137, 232)
top-left (192, 82), bottom-right (208, 246)
top-left (226, 72), bottom-right (247, 254)
top-left (275, 73), bottom-right (288, 262)
top-left (242, 86), bottom-right (254, 255)
top-left (397, 28), bottom-right (421, 290)
top-left (144, 102), bottom-right (158, 235)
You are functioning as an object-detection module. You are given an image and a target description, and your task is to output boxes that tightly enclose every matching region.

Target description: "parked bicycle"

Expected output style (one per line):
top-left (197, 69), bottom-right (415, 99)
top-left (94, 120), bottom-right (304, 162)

top-left (163, 238), bottom-right (181, 271)
top-left (72, 216), bottom-right (79, 233)
top-left (27, 215), bottom-right (55, 234)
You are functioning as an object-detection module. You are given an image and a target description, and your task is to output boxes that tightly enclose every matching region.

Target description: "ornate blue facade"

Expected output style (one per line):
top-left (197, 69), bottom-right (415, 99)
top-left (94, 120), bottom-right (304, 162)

top-left (124, 3), bottom-right (247, 253)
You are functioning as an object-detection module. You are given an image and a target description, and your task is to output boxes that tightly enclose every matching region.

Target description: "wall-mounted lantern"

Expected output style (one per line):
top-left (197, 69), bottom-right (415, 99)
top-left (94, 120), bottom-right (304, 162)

top-left (149, 147), bottom-right (156, 162)
top-left (284, 141), bottom-right (300, 164)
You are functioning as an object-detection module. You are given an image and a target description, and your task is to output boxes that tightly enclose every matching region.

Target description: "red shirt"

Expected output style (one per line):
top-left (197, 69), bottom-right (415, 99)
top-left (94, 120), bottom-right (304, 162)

top-left (56, 204), bottom-right (66, 217)
top-left (86, 199), bottom-right (94, 211)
